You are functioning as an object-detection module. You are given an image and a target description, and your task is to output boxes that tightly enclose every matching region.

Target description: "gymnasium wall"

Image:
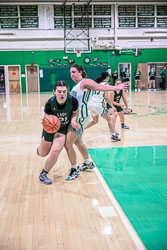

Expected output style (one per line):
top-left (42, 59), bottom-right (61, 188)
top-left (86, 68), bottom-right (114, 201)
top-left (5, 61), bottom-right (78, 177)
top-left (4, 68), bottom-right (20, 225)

top-left (0, 48), bottom-right (167, 92)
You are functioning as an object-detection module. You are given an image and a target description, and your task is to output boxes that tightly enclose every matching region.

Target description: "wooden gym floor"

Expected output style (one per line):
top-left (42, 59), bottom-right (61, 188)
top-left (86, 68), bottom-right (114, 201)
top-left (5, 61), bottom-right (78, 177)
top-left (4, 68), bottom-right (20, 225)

top-left (0, 90), bottom-right (167, 250)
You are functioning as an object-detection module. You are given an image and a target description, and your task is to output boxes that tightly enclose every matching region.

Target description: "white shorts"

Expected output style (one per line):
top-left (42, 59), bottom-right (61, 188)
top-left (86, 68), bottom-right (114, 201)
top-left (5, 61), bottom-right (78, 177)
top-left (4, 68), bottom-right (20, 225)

top-left (69, 115), bottom-right (90, 134)
top-left (88, 101), bottom-right (109, 117)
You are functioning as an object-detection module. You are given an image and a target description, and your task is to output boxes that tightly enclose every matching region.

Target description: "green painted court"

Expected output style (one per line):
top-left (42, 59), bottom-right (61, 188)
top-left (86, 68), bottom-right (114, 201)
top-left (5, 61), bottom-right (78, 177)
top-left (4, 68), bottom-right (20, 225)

top-left (89, 145), bottom-right (167, 250)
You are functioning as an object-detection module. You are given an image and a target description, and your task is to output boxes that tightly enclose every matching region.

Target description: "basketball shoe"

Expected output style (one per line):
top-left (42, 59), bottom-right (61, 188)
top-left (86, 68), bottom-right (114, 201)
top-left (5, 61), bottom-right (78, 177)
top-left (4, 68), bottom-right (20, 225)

top-left (39, 172), bottom-right (52, 184)
top-left (80, 161), bottom-right (95, 171)
top-left (111, 134), bottom-right (121, 142)
top-left (66, 167), bottom-right (80, 180)
top-left (121, 124), bottom-right (129, 129)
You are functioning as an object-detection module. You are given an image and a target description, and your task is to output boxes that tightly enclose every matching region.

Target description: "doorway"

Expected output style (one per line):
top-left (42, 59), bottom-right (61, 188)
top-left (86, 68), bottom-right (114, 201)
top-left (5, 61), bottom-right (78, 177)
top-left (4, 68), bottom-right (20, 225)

top-left (0, 67), bottom-right (5, 93)
top-left (8, 66), bottom-right (21, 93)
top-left (26, 65), bottom-right (39, 92)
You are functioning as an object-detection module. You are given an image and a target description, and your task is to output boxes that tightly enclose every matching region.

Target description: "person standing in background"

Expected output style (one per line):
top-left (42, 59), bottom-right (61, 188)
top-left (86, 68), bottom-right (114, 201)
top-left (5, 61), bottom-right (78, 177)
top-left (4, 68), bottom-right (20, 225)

top-left (149, 68), bottom-right (156, 91)
top-left (134, 67), bottom-right (141, 92)
top-left (112, 69), bottom-right (118, 85)
top-left (124, 69), bottom-right (130, 82)
top-left (160, 66), bottom-right (166, 90)
top-left (124, 69), bottom-right (131, 92)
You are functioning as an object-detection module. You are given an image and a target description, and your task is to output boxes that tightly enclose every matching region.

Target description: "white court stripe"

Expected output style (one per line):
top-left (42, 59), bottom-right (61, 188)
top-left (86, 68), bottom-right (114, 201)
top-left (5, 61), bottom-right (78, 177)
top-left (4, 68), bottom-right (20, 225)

top-left (98, 206), bottom-right (118, 217)
top-left (87, 181), bottom-right (100, 184)
top-left (91, 160), bottom-right (146, 250)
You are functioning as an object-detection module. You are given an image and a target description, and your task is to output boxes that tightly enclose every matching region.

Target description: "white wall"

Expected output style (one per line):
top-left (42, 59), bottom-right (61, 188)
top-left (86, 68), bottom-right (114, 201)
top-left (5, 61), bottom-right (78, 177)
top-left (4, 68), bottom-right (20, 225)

top-left (0, 3), bottom-right (167, 51)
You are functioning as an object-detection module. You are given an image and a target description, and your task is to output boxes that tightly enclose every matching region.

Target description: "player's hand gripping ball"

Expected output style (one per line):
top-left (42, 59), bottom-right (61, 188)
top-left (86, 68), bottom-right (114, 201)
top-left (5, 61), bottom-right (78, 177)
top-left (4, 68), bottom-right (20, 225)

top-left (41, 115), bottom-right (61, 133)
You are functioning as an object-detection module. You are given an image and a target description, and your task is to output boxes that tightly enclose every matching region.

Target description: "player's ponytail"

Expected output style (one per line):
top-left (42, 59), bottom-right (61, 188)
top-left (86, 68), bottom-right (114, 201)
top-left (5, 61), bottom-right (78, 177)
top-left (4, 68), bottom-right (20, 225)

top-left (95, 71), bottom-right (110, 84)
top-left (101, 71), bottom-right (110, 80)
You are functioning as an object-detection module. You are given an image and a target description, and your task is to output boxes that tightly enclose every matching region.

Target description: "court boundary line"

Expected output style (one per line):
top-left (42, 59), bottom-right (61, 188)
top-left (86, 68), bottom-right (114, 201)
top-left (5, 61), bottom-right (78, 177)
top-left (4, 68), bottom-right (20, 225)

top-left (92, 160), bottom-right (146, 250)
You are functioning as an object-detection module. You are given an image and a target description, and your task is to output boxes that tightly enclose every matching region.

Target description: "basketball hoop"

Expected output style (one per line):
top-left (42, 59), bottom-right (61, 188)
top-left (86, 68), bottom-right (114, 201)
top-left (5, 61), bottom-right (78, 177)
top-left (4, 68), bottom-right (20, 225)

top-left (75, 49), bottom-right (82, 57)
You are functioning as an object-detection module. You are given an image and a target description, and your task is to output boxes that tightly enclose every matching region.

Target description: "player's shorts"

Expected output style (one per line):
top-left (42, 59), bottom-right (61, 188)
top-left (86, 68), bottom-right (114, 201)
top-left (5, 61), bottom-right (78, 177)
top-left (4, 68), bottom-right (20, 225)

top-left (114, 105), bottom-right (123, 112)
top-left (107, 103), bottom-right (123, 113)
top-left (69, 115), bottom-right (90, 134)
top-left (88, 101), bottom-right (109, 117)
top-left (69, 125), bottom-right (82, 135)
top-left (42, 127), bottom-right (67, 142)
top-left (42, 130), bottom-right (54, 142)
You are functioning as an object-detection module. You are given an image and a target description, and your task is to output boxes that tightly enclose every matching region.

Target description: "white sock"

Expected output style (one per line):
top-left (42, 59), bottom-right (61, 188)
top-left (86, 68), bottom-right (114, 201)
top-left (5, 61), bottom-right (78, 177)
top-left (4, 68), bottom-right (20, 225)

top-left (72, 165), bottom-right (78, 169)
top-left (85, 158), bottom-right (91, 164)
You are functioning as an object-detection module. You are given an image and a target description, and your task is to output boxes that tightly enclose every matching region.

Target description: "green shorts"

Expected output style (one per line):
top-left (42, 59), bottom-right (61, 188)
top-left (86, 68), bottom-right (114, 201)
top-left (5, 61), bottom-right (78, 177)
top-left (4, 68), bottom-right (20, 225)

top-left (107, 103), bottom-right (123, 112)
top-left (42, 128), bottom-right (67, 142)
top-left (114, 105), bottom-right (123, 112)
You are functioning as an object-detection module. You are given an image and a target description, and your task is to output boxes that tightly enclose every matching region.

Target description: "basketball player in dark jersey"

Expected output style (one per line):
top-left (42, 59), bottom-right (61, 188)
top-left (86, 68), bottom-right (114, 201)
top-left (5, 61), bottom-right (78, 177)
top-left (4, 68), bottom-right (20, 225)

top-left (107, 79), bottom-right (130, 129)
top-left (124, 69), bottom-right (131, 92)
top-left (37, 80), bottom-right (80, 184)
top-left (149, 68), bottom-right (156, 91)
top-left (134, 67), bottom-right (141, 92)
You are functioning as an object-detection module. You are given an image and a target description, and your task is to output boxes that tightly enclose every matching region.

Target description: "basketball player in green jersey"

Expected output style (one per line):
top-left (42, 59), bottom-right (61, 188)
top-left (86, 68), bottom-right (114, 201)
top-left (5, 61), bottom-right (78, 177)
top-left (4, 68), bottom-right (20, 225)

top-left (149, 68), bottom-right (156, 91)
top-left (107, 79), bottom-right (130, 130)
top-left (37, 80), bottom-right (80, 184)
top-left (134, 67), bottom-right (141, 92)
top-left (65, 64), bottom-right (129, 180)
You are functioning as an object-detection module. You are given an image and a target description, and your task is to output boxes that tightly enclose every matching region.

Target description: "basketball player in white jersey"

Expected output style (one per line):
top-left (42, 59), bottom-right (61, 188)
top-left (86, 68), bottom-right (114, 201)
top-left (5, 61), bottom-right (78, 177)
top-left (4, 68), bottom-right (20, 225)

top-left (86, 71), bottom-right (120, 142)
top-left (65, 64), bottom-right (128, 180)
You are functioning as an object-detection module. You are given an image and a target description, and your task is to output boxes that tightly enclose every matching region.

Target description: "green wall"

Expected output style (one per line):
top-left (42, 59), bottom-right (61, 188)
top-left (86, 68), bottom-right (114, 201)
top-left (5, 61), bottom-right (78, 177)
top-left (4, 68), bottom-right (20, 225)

top-left (0, 48), bottom-right (167, 92)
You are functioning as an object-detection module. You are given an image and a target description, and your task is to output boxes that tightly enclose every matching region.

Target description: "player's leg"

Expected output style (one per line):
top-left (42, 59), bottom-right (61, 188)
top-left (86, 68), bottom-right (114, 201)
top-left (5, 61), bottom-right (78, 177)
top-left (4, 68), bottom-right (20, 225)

top-left (153, 80), bottom-right (156, 90)
top-left (110, 109), bottom-right (118, 127)
top-left (65, 129), bottom-right (81, 180)
top-left (65, 129), bottom-right (80, 165)
top-left (75, 133), bottom-right (95, 171)
top-left (149, 80), bottom-right (152, 90)
top-left (43, 133), bottom-right (65, 172)
top-left (85, 115), bottom-right (99, 129)
top-left (37, 130), bottom-right (54, 156)
top-left (39, 133), bottom-right (65, 184)
top-left (103, 112), bottom-right (120, 141)
top-left (135, 80), bottom-right (137, 91)
top-left (119, 111), bottom-right (129, 129)
top-left (138, 80), bottom-right (141, 91)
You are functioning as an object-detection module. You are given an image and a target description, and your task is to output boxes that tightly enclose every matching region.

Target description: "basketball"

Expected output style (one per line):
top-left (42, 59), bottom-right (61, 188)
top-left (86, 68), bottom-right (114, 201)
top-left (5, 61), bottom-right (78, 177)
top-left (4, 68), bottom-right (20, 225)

top-left (41, 114), bottom-right (61, 133)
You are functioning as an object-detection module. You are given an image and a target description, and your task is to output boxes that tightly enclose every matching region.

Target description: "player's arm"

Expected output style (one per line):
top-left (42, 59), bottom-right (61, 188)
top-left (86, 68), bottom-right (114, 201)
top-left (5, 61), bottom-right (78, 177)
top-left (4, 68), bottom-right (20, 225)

top-left (70, 97), bottom-right (80, 130)
top-left (43, 98), bottom-right (53, 119)
top-left (81, 78), bottom-right (128, 91)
